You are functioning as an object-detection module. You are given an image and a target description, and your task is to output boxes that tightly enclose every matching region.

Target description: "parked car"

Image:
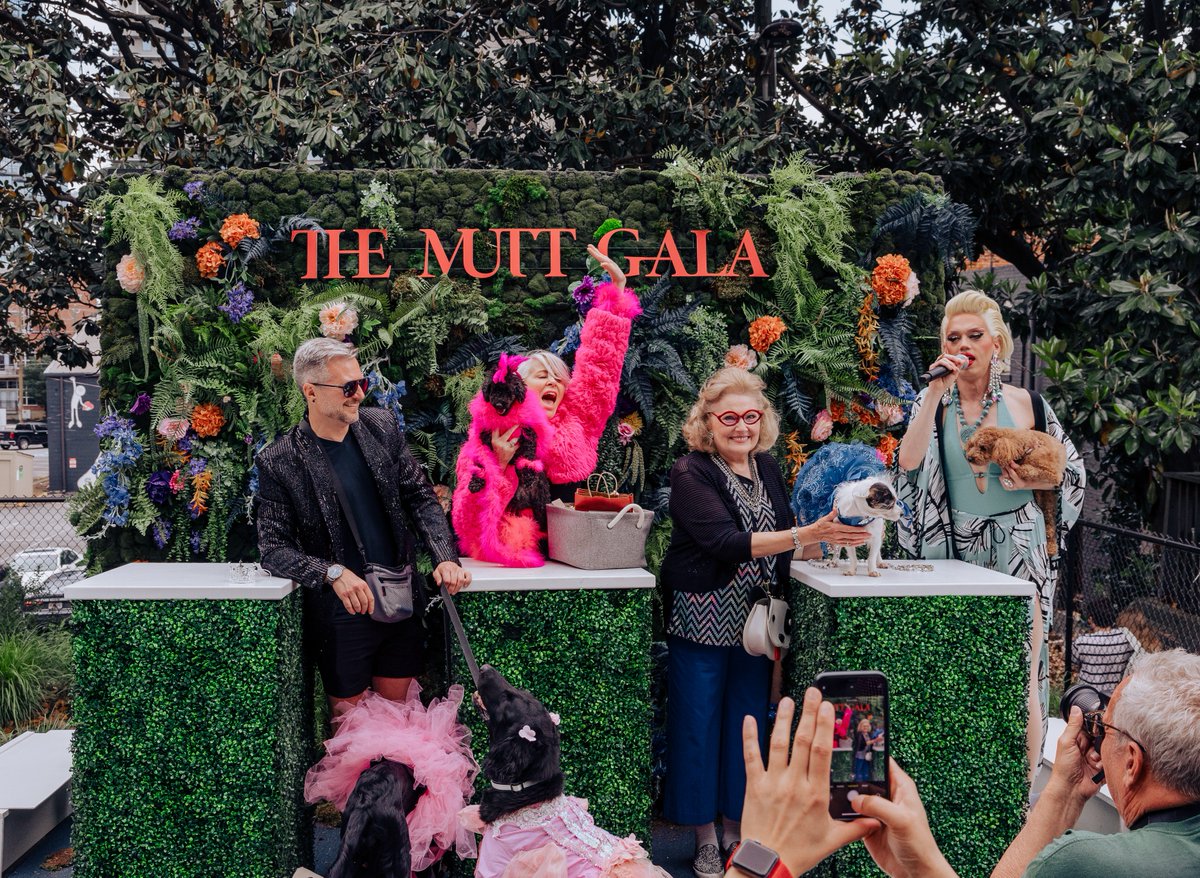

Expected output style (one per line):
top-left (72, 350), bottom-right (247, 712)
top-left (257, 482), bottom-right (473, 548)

top-left (23, 567), bottom-right (84, 616)
top-left (0, 421), bottom-right (49, 450)
top-left (9, 547), bottom-right (83, 590)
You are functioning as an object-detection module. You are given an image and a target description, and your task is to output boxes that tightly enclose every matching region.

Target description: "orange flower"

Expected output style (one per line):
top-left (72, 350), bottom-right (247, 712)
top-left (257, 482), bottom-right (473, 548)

top-left (748, 315), bottom-right (787, 352)
top-left (871, 254), bottom-right (911, 307)
top-left (784, 431), bottom-right (810, 481)
top-left (854, 402), bottom-right (881, 427)
top-left (877, 434), bottom-right (900, 467)
top-left (196, 241), bottom-right (225, 279)
top-left (190, 469), bottom-right (213, 517)
top-left (829, 400), bottom-right (847, 423)
top-left (190, 402), bottom-right (226, 438)
top-left (220, 213), bottom-right (261, 248)
top-left (856, 290), bottom-right (880, 381)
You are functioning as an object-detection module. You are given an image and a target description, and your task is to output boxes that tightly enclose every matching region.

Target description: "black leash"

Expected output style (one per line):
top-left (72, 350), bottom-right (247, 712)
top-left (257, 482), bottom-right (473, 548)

top-left (440, 585), bottom-right (481, 686)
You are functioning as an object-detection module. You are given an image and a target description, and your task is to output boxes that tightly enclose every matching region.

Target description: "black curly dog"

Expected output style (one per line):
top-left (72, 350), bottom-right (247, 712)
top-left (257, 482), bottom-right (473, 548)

top-left (328, 758), bottom-right (424, 878)
top-left (472, 664), bottom-right (564, 823)
top-left (471, 363), bottom-right (550, 527)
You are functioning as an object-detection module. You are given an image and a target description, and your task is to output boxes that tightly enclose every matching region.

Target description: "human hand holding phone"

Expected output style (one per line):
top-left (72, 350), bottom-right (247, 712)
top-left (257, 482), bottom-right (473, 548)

top-left (851, 759), bottom-right (959, 878)
top-left (737, 688), bottom-right (879, 877)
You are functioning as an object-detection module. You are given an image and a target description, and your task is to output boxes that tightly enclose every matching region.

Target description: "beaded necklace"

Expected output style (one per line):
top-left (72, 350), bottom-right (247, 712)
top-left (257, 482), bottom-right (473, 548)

top-left (710, 452), bottom-right (763, 509)
top-left (951, 383), bottom-right (1000, 445)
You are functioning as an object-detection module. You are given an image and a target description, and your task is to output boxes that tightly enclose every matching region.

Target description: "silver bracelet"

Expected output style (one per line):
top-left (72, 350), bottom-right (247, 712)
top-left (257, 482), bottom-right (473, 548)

top-left (790, 525), bottom-right (802, 551)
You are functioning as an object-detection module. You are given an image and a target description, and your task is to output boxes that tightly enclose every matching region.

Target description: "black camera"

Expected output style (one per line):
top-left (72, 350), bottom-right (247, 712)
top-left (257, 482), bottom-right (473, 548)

top-left (1060, 682), bottom-right (1109, 720)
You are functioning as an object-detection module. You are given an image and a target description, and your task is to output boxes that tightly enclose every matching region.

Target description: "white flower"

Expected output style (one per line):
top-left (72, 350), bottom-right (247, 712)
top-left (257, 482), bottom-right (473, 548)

top-left (518, 724), bottom-right (537, 742)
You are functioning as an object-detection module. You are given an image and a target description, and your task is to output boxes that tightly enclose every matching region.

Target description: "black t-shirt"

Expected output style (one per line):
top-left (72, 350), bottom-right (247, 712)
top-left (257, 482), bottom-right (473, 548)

top-left (318, 432), bottom-right (403, 576)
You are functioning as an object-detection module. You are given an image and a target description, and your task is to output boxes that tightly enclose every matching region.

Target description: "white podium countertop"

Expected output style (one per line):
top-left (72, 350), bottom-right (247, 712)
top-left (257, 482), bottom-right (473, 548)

top-left (458, 557), bottom-right (654, 592)
top-left (790, 558), bottom-right (1035, 598)
top-left (63, 563), bottom-right (296, 601)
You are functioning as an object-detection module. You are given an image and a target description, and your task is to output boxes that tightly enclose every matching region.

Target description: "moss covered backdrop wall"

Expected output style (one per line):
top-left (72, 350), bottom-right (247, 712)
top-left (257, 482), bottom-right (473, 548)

top-left (77, 162), bottom-right (973, 575)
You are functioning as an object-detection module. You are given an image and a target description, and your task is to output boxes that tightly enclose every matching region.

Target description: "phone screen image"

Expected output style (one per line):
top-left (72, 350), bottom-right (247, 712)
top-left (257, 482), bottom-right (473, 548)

top-left (815, 671), bottom-right (889, 820)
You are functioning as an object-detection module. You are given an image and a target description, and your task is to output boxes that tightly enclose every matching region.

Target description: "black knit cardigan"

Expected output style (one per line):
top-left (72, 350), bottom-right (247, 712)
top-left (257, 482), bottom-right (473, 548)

top-left (659, 450), bottom-right (796, 600)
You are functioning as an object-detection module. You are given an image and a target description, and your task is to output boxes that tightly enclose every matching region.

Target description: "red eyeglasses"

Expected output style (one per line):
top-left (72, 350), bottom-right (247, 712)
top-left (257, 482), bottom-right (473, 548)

top-left (311, 377), bottom-right (369, 397)
top-left (708, 409), bottom-right (764, 427)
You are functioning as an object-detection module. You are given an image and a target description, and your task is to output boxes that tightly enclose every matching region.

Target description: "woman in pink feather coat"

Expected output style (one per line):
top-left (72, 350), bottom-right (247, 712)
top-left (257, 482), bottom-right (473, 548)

top-left (452, 244), bottom-right (641, 566)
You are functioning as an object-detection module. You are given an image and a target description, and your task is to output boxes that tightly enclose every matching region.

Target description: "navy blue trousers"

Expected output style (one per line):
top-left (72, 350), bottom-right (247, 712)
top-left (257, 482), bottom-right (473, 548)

top-left (664, 635), bottom-right (771, 824)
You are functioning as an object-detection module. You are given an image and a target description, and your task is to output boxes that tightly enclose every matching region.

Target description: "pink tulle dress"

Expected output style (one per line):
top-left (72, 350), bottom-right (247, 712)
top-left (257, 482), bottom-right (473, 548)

top-left (459, 796), bottom-right (670, 878)
top-left (304, 684), bottom-right (480, 873)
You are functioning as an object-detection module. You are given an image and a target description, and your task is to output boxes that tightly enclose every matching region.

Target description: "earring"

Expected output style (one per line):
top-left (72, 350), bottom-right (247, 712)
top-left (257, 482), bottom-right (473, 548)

top-left (988, 354), bottom-right (1002, 401)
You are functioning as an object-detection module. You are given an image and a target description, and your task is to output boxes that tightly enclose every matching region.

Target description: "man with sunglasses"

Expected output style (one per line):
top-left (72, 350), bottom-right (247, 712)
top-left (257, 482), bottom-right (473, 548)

top-left (991, 648), bottom-right (1200, 877)
top-left (256, 337), bottom-right (470, 715)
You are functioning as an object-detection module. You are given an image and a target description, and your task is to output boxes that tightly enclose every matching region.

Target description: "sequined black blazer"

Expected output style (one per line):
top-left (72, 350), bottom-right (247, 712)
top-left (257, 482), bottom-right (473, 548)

top-left (254, 407), bottom-right (458, 589)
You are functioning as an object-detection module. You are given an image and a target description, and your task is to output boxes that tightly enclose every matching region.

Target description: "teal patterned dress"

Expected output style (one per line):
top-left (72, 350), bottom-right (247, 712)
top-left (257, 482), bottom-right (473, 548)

top-left (897, 387), bottom-right (1086, 741)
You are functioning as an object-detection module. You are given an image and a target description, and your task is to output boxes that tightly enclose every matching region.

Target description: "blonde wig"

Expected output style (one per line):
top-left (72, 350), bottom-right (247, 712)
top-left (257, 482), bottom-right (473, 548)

top-left (942, 289), bottom-right (1014, 370)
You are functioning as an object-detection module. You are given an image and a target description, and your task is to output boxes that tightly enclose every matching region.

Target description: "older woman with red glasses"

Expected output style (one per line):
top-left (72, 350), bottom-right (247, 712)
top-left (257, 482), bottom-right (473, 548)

top-left (659, 367), bottom-right (869, 878)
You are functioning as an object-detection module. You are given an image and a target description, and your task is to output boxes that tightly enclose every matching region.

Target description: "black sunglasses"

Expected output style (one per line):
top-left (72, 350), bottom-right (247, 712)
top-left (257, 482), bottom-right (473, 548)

top-left (310, 377), bottom-right (369, 398)
top-left (1083, 711), bottom-right (1147, 756)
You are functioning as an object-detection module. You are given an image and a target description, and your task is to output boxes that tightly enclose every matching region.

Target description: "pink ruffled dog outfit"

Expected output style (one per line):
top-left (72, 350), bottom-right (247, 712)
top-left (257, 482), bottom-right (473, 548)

top-left (460, 795), bottom-right (669, 878)
top-left (303, 684), bottom-right (479, 874)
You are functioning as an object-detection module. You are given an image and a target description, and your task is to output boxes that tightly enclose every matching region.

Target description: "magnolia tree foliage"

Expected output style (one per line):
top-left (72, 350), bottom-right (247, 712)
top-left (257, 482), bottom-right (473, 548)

top-left (787, 0), bottom-right (1199, 516)
top-left (0, 0), bottom-right (800, 363)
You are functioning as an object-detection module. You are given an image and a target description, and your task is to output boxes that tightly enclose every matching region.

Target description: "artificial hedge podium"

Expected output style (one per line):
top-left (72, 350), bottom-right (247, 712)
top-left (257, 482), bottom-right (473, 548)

top-left (69, 594), bottom-right (311, 878)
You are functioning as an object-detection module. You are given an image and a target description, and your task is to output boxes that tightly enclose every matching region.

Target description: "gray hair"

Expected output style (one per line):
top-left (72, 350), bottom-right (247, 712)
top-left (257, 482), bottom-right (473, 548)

top-left (292, 337), bottom-right (359, 393)
top-left (1114, 649), bottom-right (1200, 799)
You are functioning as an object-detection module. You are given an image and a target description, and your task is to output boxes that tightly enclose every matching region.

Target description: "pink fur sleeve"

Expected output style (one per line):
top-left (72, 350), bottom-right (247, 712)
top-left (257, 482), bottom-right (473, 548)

top-left (546, 283), bottom-right (636, 484)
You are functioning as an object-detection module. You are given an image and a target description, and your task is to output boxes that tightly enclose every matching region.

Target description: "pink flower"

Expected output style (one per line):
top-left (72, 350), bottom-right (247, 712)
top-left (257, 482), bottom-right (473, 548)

top-left (116, 253), bottom-right (145, 293)
top-left (319, 301), bottom-right (359, 340)
top-left (169, 470), bottom-right (184, 494)
top-left (875, 448), bottom-right (888, 465)
top-left (904, 271), bottom-right (920, 307)
top-left (811, 409), bottom-right (834, 442)
top-left (878, 402), bottom-right (905, 427)
top-left (724, 344), bottom-right (758, 371)
top-left (518, 724), bottom-right (537, 742)
top-left (617, 422), bottom-right (635, 446)
top-left (548, 712), bottom-right (560, 726)
top-left (157, 417), bottom-right (190, 442)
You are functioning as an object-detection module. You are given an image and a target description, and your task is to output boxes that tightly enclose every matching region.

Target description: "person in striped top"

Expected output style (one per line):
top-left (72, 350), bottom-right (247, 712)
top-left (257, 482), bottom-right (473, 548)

top-left (1072, 597), bottom-right (1144, 696)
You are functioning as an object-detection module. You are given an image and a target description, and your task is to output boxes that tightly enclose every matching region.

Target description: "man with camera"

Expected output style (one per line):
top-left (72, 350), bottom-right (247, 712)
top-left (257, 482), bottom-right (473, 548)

top-left (256, 338), bottom-right (470, 714)
top-left (992, 648), bottom-right (1200, 876)
top-left (732, 649), bottom-right (1200, 878)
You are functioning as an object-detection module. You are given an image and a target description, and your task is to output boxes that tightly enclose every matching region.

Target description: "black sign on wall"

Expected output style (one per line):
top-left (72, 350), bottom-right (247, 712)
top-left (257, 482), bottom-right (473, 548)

top-left (47, 373), bottom-right (101, 493)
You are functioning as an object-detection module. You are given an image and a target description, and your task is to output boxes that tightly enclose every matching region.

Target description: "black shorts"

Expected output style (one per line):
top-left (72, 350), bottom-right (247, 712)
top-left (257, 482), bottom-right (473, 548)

top-left (304, 586), bottom-right (426, 699)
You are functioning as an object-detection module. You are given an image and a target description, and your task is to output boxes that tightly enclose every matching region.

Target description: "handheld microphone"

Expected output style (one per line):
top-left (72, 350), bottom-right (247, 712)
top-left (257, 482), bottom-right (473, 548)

top-left (919, 353), bottom-right (973, 384)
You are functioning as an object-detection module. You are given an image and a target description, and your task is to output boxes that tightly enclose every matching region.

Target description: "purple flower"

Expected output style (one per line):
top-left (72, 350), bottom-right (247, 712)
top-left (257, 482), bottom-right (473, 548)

top-left (188, 456), bottom-right (208, 476)
top-left (183, 181), bottom-right (205, 200)
top-left (571, 276), bottom-right (597, 314)
top-left (218, 282), bottom-right (254, 323)
top-left (152, 518), bottom-right (172, 550)
top-left (129, 393), bottom-right (151, 416)
top-left (146, 470), bottom-right (173, 505)
top-left (177, 430), bottom-right (194, 453)
top-left (168, 217), bottom-right (201, 241)
top-left (190, 531), bottom-right (201, 553)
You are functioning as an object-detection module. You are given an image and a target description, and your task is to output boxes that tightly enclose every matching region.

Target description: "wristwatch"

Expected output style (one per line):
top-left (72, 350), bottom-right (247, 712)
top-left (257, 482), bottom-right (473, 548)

top-left (325, 564), bottom-right (345, 584)
top-left (727, 840), bottom-right (792, 878)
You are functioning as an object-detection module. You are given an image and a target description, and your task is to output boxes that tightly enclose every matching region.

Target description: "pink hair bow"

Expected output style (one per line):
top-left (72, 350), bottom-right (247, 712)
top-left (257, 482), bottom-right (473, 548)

top-left (493, 352), bottom-right (528, 384)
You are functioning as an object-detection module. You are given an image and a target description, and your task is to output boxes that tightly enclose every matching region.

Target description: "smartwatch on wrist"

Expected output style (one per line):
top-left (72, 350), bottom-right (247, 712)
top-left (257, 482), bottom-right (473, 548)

top-left (727, 840), bottom-right (792, 878)
top-left (325, 564), bottom-right (345, 584)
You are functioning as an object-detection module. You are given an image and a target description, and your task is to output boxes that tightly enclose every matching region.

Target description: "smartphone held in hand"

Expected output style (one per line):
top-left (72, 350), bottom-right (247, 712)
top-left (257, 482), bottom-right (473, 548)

top-left (814, 670), bottom-right (890, 820)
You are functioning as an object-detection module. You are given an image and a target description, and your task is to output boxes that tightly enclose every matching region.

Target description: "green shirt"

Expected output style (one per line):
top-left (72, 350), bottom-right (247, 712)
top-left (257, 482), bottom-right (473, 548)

top-left (1024, 813), bottom-right (1200, 877)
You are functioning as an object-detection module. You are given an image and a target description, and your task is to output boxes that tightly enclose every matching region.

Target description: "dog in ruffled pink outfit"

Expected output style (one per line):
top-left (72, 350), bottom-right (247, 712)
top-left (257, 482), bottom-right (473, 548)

top-left (460, 665), bottom-right (668, 878)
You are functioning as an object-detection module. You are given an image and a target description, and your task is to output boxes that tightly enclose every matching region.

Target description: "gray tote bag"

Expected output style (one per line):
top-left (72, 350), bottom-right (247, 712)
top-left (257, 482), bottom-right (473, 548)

top-left (546, 502), bottom-right (651, 569)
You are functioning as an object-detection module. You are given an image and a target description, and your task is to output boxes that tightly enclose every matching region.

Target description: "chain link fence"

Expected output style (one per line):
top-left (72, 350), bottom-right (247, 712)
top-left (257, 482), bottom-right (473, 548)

top-left (1059, 520), bottom-right (1200, 689)
top-left (1, 495), bottom-right (87, 616)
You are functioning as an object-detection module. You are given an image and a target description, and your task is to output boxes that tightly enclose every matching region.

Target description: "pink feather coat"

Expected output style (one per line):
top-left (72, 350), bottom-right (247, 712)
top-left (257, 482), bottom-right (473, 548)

top-left (451, 282), bottom-right (639, 567)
